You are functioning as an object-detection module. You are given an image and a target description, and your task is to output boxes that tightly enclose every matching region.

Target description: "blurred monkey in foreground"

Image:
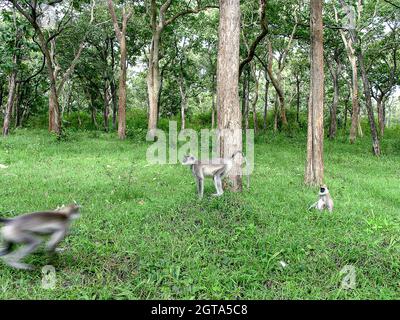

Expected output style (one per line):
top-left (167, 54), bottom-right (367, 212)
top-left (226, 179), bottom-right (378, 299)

top-left (0, 204), bottom-right (80, 270)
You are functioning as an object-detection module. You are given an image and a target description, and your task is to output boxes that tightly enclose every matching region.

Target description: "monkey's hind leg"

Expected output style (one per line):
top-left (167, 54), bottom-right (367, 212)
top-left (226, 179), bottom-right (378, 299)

top-left (2, 234), bottom-right (42, 270)
top-left (212, 175), bottom-right (224, 196)
top-left (0, 242), bottom-right (12, 256)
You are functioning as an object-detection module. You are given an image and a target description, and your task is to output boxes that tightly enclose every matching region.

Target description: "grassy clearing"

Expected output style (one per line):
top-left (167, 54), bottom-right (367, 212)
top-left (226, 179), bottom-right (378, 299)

top-left (0, 128), bottom-right (399, 299)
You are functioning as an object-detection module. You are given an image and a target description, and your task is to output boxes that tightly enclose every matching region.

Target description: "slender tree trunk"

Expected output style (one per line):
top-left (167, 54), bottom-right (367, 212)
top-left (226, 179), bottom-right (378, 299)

top-left (334, 3), bottom-right (359, 144)
top-left (2, 68), bottom-right (17, 136)
top-left (273, 94), bottom-right (278, 132)
top-left (305, 0), bottom-right (324, 186)
top-left (296, 73), bottom-right (300, 124)
top-left (14, 83), bottom-right (23, 128)
top-left (358, 53), bottom-right (380, 155)
top-left (344, 91), bottom-right (350, 131)
top-left (267, 41), bottom-right (288, 128)
top-left (103, 80), bottom-right (109, 132)
top-left (178, 72), bottom-right (187, 130)
top-left (118, 35), bottom-right (128, 139)
top-left (263, 68), bottom-right (269, 131)
top-left (244, 67), bottom-right (250, 130)
top-left (250, 64), bottom-right (259, 134)
top-left (108, 2), bottom-right (132, 139)
top-left (376, 96), bottom-right (385, 136)
top-left (211, 75), bottom-right (216, 129)
top-left (348, 56), bottom-right (359, 143)
top-left (217, 0), bottom-right (242, 191)
top-left (147, 30), bottom-right (161, 131)
top-left (110, 38), bottom-right (118, 130)
top-left (329, 73), bottom-right (339, 139)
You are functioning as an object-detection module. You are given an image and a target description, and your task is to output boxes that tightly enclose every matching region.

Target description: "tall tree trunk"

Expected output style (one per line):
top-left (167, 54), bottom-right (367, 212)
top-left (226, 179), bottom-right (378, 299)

top-left (348, 56), bottom-right (359, 143)
top-left (14, 82), bottom-right (23, 128)
top-left (244, 67), bottom-right (250, 130)
top-left (334, 4), bottom-right (359, 144)
top-left (2, 9), bottom-right (20, 137)
top-left (211, 74), bottom-right (216, 129)
top-left (217, 0), bottom-right (242, 192)
top-left (358, 53), bottom-right (381, 155)
top-left (296, 73), bottom-right (300, 124)
top-left (118, 35), bottom-right (128, 139)
top-left (110, 38), bottom-right (118, 130)
top-left (250, 63), bottom-right (259, 134)
top-left (305, 0), bottom-right (324, 186)
top-left (103, 80), bottom-right (109, 132)
top-left (147, 30), bottom-right (161, 131)
top-left (178, 72), bottom-right (187, 130)
top-left (329, 72), bottom-right (339, 139)
top-left (267, 41), bottom-right (288, 128)
top-left (241, 67), bottom-right (247, 126)
top-left (376, 96), bottom-right (384, 136)
top-left (343, 91), bottom-right (350, 131)
top-left (108, 1), bottom-right (132, 139)
top-left (2, 68), bottom-right (17, 136)
top-left (263, 68), bottom-right (269, 131)
top-left (273, 94), bottom-right (278, 132)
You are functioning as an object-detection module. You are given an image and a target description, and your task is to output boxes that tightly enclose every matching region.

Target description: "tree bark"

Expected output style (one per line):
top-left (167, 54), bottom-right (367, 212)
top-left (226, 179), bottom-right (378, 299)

top-left (296, 73), bottom-right (300, 124)
top-left (376, 96), bottom-right (385, 136)
top-left (267, 41), bottom-right (288, 128)
top-left (327, 55), bottom-right (341, 139)
top-left (110, 37), bottom-right (118, 130)
top-left (147, 26), bottom-right (161, 131)
top-left (263, 68), bottom-right (269, 130)
top-left (250, 63), bottom-right (259, 134)
top-left (211, 74), bottom-right (216, 129)
top-left (2, 9), bottom-right (20, 137)
top-left (108, 1), bottom-right (132, 139)
top-left (358, 53), bottom-right (381, 155)
top-left (178, 70), bottom-right (187, 130)
top-left (103, 80), bottom-right (110, 132)
top-left (305, 0), bottom-right (324, 186)
top-left (217, 0), bottom-right (242, 191)
top-left (146, 1), bottom-right (218, 131)
top-left (334, 4), bottom-right (359, 144)
top-left (2, 68), bottom-right (18, 136)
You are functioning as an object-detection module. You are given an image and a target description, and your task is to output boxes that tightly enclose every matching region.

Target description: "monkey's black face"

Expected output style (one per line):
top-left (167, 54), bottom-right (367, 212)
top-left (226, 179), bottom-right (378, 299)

top-left (182, 155), bottom-right (196, 165)
top-left (320, 187), bottom-right (326, 193)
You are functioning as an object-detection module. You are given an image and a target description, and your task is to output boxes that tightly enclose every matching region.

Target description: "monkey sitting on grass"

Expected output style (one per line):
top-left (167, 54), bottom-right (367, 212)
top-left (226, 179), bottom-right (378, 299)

top-left (309, 185), bottom-right (334, 212)
top-left (0, 204), bottom-right (80, 270)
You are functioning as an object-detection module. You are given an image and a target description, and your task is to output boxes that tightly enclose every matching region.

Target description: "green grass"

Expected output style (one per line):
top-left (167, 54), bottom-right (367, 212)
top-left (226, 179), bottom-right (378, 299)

top-left (0, 128), bottom-right (399, 299)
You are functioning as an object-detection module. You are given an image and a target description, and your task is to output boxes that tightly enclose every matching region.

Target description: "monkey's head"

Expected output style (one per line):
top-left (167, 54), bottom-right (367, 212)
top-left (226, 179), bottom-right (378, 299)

top-left (182, 155), bottom-right (197, 166)
top-left (57, 204), bottom-right (81, 219)
top-left (319, 185), bottom-right (329, 195)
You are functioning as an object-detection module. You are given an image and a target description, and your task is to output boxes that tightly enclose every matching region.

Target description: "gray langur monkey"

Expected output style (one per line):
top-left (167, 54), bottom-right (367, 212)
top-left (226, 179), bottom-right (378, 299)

top-left (0, 204), bottom-right (80, 270)
top-left (309, 185), bottom-right (334, 212)
top-left (182, 151), bottom-right (249, 198)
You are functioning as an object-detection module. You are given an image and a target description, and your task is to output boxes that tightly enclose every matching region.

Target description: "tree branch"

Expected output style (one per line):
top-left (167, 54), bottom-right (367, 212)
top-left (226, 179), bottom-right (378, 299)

top-left (164, 4), bottom-right (219, 27)
top-left (239, 0), bottom-right (267, 76)
top-left (383, 0), bottom-right (400, 9)
top-left (107, 0), bottom-right (122, 42)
